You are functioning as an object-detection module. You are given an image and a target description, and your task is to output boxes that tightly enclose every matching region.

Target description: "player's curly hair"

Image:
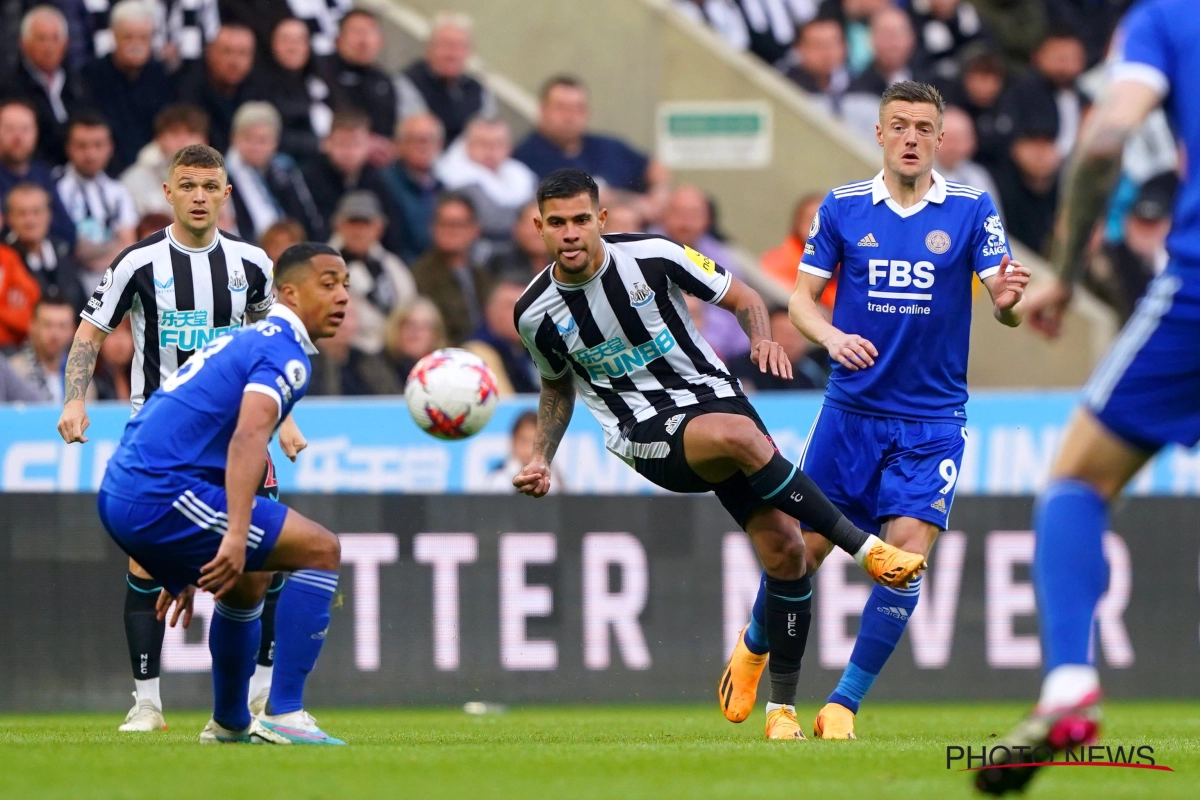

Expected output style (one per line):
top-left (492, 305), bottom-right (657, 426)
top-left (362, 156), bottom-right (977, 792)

top-left (879, 81), bottom-right (945, 120)
top-left (168, 143), bottom-right (224, 176)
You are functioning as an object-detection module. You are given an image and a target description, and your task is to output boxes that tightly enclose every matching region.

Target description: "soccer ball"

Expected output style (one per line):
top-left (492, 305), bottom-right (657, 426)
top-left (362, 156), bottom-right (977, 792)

top-left (405, 348), bottom-right (499, 440)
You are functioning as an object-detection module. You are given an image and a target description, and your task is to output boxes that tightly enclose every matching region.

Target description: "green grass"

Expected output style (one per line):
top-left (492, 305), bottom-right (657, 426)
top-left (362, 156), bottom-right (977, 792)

top-left (0, 703), bottom-right (1195, 799)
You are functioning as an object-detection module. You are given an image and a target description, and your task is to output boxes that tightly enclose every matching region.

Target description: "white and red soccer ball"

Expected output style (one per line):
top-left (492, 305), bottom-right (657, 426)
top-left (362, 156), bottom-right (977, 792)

top-left (405, 348), bottom-right (499, 440)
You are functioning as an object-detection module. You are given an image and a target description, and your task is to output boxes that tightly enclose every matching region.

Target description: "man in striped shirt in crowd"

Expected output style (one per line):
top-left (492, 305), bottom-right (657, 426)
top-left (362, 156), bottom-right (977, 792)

top-left (56, 143), bottom-right (306, 732)
top-left (512, 168), bottom-right (927, 741)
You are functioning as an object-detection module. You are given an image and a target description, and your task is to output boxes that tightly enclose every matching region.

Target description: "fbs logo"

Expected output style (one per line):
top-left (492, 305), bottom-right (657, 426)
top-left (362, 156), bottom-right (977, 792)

top-left (664, 413), bottom-right (685, 434)
top-left (857, 233), bottom-right (879, 247)
top-left (931, 497), bottom-right (947, 513)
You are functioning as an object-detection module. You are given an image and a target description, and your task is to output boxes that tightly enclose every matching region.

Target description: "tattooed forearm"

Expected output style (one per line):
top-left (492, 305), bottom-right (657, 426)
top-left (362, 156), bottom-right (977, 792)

top-left (736, 302), bottom-right (770, 343)
top-left (535, 375), bottom-right (575, 464)
top-left (1050, 129), bottom-right (1126, 285)
top-left (245, 307), bottom-right (270, 324)
top-left (63, 339), bottom-right (100, 405)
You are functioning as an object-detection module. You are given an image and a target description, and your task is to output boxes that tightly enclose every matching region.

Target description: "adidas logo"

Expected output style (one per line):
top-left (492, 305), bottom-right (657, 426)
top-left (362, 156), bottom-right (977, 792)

top-left (876, 605), bottom-right (909, 620)
top-left (857, 233), bottom-right (879, 247)
top-left (931, 497), bottom-right (947, 513)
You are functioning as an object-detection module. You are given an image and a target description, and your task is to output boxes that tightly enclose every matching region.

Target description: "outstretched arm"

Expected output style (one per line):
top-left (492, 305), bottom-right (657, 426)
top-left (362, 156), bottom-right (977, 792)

top-left (1026, 80), bottom-right (1162, 337)
top-left (513, 373), bottom-right (576, 498)
top-left (716, 275), bottom-right (792, 379)
top-left (57, 319), bottom-right (110, 443)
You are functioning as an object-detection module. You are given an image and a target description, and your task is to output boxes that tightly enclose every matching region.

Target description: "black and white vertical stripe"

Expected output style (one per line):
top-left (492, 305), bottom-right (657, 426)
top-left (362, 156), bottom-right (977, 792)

top-left (287, 0), bottom-right (353, 57)
top-left (81, 227), bottom-right (274, 411)
top-left (515, 234), bottom-right (742, 458)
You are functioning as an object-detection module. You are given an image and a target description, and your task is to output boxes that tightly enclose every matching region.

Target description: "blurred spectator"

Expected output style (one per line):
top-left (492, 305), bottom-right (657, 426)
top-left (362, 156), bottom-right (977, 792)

top-left (935, 106), bottom-right (1002, 210)
top-left (134, 210), bottom-right (170, 239)
top-left (463, 277), bottom-right (540, 396)
top-left (604, 204), bottom-right (645, 235)
top-left (654, 185), bottom-right (747, 359)
top-left (259, 217), bottom-right (305, 263)
top-left (485, 201), bottom-right (549, 277)
top-left (998, 30), bottom-right (1087, 161)
top-left (1044, 0), bottom-right (1126, 68)
top-left (476, 410), bottom-right (567, 493)
top-left (0, 240), bottom-right (41, 349)
top-left (0, 100), bottom-right (77, 246)
top-left (383, 113), bottom-right (445, 263)
top-left (956, 49), bottom-right (1010, 171)
top-left (92, 316), bottom-right (133, 399)
top-left (80, 0), bottom-right (174, 176)
top-left (992, 117), bottom-right (1061, 255)
top-left (301, 108), bottom-right (403, 253)
top-left (735, 0), bottom-right (818, 66)
top-left (175, 23), bottom-right (256, 155)
top-left (383, 296), bottom-right (446, 385)
top-left (88, 0), bottom-right (219, 71)
top-left (970, 0), bottom-right (1048, 75)
top-left (760, 192), bottom-right (821, 291)
top-left (285, 0), bottom-right (350, 58)
top-left (783, 18), bottom-right (849, 116)
top-left (673, 1), bottom-right (750, 52)
top-left (817, 0), bottom-right (891, 76)
top-left (841, 8), bottom-right (927, 140)
top-left (7, 297), bottom-right (75, 402)
top-left (412, 192), bottom-right (491, 346)
top-left (329, 191), bottom-right (417, 364)
top-left (120, 103), bottom-right (208, 216)
top-left (11, 5), bottom-right (90, 166)
top-left (5, 183), bottom-right (84, 311)
top-left (395, 13), bottom-right (496, 146)
top-left (307, 300), bottom-right (388, 395)
top-left (225, 101), bottom-right (324, 242)
top-left (0, 353), bottom-right (44, 401)
top-left (245, 16), bottom-right (334, 164)
top-left (434, 117), bottom-right (537, 243)
top-left (317, 9), bottom-right (396, 167)
top-left (909, 0), bottom-right (987, 83)
top-left (1, 0), bottom-right (92, 78)
top-left (56, 112), bottom-right (138, 274)
top-left (514, 76), bottom-right (670, 222)
top-left (728, 306), bottom-right (830, 391)
top-left (218, 0), bottom-right (350, 60)
top-left (1084, 172), bottom-right (1174, 325)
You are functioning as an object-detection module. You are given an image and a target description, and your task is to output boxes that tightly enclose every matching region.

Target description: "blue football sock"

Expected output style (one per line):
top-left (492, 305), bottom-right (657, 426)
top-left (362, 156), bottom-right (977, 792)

top-left (828, 576), bottom-right (921, 714)
top-left (744, 571), bottom-right (769, 655)
top-left (268, 569), bottom-right (338, 716)
top-left (1034, 479), bottom-right (1109, 671)
top-left (210, 600), bottom-right (263, 731)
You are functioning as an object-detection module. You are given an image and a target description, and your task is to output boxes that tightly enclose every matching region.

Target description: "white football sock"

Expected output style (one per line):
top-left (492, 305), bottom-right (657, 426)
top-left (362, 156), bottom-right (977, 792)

top-left (1038, 664), bottom-right (1100, 711)
top-left (853, 534), bottom-right (883, 567)
top-left (134, 678), bottom-right (161, 710)
top-left (765, 702), bottom-right (795, 714)
top-left (248, 664), bottom-right (273, 701)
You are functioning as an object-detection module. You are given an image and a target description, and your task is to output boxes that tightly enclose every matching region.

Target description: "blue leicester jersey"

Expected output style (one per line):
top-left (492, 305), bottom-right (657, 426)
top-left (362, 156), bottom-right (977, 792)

top-left (1113, 0), bottom-right (1200, 264)
top-left (102, 305), bottom-right (317, 501)
top-left (800, 171), bottom-right (1011, 423)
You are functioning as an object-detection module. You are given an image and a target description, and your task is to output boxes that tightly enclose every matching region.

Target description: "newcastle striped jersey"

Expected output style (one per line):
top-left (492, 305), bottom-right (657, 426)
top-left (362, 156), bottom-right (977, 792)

top-left (81, 227), bottom-right (274, 411)
top-left (515, 234), bottom-right (744, 459)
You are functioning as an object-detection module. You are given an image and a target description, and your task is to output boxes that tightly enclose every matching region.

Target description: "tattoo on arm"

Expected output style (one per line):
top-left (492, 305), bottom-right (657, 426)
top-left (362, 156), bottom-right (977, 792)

top-left (1050, 130), bottom-right (1126, 284)
top-left (736, 302), bottom-right (770, 343)
top-left (63, 339), bottom-right (100, 405)
top-left (535, 376), bottom-right (575, 464)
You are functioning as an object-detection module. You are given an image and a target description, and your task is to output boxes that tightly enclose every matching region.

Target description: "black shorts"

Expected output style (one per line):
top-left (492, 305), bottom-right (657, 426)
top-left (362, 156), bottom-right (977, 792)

top-left (625, 396), bottom-right (772, 529)
top-left (256, 452), bottom-right (279, 501)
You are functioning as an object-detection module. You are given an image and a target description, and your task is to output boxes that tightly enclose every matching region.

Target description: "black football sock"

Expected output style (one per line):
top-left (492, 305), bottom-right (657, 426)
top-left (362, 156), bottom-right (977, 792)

top-left (764, 574), bottom-right (813, 707)
top-left (125, 574), bottom-right (164, 683)
top-left (257, 572), bottom-right (287, 667)
top-left (747, 452), bottom-right (872, 555)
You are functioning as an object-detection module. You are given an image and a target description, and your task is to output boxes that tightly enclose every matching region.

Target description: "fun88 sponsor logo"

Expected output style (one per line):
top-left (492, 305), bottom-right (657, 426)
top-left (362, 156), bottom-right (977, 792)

top-left (573, 330), bottom-right (676, 381)
top-left (159, 310), bottom-right (237, 349)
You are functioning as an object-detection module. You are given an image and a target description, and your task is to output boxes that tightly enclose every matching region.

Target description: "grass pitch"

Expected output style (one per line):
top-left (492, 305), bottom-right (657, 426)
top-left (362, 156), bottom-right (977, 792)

top-left (0, 702), bottom-right (1196, 800)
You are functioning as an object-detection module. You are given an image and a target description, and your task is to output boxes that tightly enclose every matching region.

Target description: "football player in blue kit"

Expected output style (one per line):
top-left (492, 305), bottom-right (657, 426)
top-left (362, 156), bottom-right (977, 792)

top-left (981, 0), bottom-right (1200, 793)
top-left (721, 81), bottom-right (1030, 739)
top-left (97, 242), bottom-right (349, 745)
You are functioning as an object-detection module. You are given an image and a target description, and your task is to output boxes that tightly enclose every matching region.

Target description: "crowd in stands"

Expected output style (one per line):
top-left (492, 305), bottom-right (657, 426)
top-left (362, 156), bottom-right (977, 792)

top-left (1, 0), bottom-right (1168, 406)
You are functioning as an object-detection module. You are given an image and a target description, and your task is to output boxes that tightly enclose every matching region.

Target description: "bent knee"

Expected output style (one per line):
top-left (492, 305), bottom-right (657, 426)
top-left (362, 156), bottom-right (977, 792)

top-left (315, 527), bottom-right (341, 571)
top-left (761, 530), bottom-right (806, 579)
top-left (718, 416), bottom-right (771, 461)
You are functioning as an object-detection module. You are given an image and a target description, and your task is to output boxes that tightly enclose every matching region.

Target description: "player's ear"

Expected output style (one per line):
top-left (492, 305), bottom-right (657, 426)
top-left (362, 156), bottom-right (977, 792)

top-left (597, 206), bottom-right (607, 230)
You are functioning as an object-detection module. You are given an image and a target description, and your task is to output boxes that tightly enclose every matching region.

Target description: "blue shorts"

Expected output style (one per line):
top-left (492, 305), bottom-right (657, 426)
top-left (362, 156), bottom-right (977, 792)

top-left (800, 404), bottom-right (966, 534)
top-left (1084, 267), bottom-right (1200, 452)
top-left (97, 482), bottom-right (289, 596)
